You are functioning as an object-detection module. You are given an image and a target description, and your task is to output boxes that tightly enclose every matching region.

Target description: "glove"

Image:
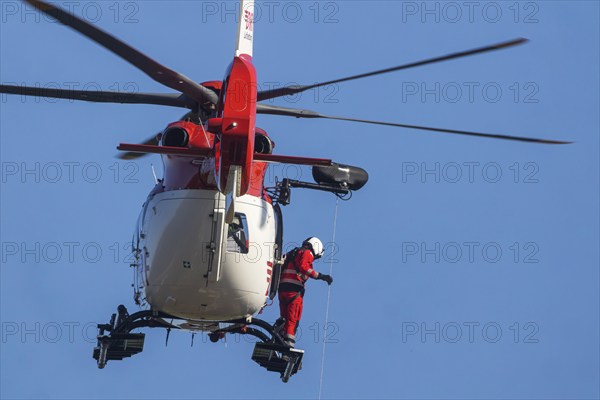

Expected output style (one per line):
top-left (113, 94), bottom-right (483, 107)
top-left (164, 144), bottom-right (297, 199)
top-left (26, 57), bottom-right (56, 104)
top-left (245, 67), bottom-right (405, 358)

top-left (318, 273), bottom-right (333, 285)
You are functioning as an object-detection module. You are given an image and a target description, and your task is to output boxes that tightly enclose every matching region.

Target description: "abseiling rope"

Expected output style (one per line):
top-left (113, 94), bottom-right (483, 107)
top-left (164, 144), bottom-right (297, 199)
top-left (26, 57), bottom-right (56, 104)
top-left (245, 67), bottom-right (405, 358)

top-left (318, 197), bottom-right (340, 400)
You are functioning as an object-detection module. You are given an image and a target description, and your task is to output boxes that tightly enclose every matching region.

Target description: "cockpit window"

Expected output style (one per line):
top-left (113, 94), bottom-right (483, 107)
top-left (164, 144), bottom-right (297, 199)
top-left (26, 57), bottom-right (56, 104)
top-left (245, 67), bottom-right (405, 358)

top-left (227, 213), bottom-right (249, 254)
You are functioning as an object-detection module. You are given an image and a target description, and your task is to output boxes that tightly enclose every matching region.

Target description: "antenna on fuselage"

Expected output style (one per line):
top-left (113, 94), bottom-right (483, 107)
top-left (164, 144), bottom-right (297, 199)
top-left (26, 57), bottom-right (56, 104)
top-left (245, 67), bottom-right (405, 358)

top-left (151, 164), bottom-right (159, 184)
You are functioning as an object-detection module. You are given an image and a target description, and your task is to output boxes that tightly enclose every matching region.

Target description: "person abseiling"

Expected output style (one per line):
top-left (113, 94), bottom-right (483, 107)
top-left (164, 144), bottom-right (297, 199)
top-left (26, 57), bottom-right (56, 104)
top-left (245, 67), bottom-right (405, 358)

top-left (277, 237), bottom-right (333, 347)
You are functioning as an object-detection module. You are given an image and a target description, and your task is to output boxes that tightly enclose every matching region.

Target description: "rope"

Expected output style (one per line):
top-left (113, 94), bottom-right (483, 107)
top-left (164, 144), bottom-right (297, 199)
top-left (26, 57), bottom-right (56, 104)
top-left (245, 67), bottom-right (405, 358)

top-left (318, 197), bottom-right (340, 400)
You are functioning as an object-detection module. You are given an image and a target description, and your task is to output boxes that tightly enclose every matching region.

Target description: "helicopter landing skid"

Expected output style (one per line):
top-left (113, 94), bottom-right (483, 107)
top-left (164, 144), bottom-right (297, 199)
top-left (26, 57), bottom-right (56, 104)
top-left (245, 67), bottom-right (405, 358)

top-left (93, 307), bottom-right (303, 382)
top-left (206, 317), bottom-right (304, 383)
top-left (251, 343), bottom-right (304, 383)
top-left (92, 305), bottom-right (179, 369)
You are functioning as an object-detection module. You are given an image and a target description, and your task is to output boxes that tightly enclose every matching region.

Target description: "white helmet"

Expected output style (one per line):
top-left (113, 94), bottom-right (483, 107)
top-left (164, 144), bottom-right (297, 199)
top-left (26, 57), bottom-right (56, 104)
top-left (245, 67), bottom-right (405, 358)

top-left (303, 237), bottom-right (324, 259)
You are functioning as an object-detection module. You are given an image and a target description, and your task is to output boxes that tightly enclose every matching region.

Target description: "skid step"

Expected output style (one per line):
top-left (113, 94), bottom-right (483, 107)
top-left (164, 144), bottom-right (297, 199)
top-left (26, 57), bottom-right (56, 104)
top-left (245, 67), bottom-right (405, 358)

top-left (251, 342), bottom-right (304, 383)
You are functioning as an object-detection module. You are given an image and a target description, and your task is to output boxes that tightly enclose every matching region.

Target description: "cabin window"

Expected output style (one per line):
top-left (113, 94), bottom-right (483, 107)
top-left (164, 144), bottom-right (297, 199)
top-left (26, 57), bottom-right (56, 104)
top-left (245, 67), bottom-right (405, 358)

top-left (227, 213), bottom-right (249, 254)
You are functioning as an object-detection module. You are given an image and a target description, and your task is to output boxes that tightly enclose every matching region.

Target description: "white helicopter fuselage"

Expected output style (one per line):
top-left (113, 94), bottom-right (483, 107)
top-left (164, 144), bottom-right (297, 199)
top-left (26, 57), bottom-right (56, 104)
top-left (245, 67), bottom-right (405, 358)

top-left (134, 187), bottom-right (277, 322)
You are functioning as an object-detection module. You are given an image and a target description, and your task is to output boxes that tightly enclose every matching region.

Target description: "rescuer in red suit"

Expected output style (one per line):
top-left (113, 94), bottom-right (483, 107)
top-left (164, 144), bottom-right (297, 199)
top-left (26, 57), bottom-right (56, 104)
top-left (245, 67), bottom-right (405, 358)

top-left (277, 237), bottom-right (333, 347)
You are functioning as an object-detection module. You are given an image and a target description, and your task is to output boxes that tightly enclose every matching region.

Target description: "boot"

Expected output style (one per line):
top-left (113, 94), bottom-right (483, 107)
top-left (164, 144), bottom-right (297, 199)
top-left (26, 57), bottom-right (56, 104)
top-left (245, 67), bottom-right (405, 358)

top-left (273, 317), bottom-right (285, 331)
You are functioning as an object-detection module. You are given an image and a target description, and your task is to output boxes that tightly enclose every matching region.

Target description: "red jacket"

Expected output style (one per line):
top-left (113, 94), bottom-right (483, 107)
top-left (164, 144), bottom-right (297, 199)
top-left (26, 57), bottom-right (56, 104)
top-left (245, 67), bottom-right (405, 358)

top-left (279, 248), bottom-right (320, 290)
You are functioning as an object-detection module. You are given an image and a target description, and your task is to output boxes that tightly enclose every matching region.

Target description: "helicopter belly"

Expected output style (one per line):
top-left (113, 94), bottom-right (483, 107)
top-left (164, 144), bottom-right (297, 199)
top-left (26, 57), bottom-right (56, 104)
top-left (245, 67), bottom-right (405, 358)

top-left (140, 189), bottom-right (276, 320)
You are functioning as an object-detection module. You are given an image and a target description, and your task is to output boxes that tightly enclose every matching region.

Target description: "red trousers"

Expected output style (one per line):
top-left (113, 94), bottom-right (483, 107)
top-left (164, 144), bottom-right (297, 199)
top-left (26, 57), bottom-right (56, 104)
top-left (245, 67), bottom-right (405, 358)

top-left (278, 291), bottom-right (303, 342)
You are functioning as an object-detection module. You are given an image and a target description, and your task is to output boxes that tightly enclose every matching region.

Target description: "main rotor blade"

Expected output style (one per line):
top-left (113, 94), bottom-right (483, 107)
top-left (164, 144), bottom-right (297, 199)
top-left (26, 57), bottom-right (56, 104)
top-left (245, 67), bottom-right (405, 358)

top-left (257, 38), bottom-right (528, 102)
top-left (0, 84), bottom-right (195, 109)
top-left (256, 104), bottom-right (571, 144)
top-left (25, 0), bottom-right (218, 111)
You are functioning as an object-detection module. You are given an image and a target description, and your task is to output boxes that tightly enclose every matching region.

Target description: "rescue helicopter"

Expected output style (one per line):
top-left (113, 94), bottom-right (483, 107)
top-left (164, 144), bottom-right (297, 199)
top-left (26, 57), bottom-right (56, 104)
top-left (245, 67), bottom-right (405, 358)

top-left (0, 0), bottom-right (569, 383)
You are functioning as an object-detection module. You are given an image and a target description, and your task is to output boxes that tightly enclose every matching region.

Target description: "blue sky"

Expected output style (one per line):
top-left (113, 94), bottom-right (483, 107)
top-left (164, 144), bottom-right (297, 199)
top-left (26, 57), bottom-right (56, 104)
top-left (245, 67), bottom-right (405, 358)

top-left (1, 1), bottom-right (598, 399)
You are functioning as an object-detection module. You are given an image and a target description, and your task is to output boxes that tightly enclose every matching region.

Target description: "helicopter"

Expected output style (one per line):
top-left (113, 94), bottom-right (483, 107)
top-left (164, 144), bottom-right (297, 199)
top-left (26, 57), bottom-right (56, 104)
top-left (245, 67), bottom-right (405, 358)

top-left (0, 0), bottom-right (570, 383)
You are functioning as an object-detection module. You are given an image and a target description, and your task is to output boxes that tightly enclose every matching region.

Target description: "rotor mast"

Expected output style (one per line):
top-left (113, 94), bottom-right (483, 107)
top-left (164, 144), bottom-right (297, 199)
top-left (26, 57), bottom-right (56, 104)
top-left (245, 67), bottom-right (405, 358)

top-left (217, 0), bottom-right (257, 222)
